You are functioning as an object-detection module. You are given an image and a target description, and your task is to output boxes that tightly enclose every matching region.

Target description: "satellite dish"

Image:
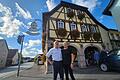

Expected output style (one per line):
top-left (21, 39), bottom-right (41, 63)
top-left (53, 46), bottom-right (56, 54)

top-left (26, 21), bottom-right (40, 35)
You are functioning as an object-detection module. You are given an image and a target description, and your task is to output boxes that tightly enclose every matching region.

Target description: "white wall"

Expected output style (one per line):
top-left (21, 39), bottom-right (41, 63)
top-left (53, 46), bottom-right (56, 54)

top-left (0, 40), bottom-right (8, 68)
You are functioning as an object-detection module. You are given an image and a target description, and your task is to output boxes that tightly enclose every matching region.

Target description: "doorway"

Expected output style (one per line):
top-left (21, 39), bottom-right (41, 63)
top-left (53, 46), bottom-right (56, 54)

top-left (84, 46), bottom-right (99, 66)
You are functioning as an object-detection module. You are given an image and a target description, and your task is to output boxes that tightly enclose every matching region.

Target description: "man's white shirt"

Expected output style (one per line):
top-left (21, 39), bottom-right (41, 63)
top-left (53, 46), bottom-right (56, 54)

top-left (46, 48), bottom-right (62, 61)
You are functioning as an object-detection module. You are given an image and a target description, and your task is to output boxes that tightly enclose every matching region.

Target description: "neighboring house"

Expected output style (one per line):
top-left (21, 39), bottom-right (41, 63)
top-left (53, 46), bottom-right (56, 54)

top-left (0, 39), bottom-right (9, 69)
top-left (6, 49), bottom-right (18, 66)
top-left (12, 51), bottom-right (18, 65)
top-left (42, 1), bottom-right (114, 70)
top-left (108, 29), bottom-right (120, 49)
top-left (103, 0), bottom-right (120, 31)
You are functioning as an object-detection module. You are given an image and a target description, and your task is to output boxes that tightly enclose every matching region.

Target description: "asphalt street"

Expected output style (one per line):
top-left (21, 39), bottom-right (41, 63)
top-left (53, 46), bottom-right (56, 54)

top-left (0, 63), bottom-right (120, 80)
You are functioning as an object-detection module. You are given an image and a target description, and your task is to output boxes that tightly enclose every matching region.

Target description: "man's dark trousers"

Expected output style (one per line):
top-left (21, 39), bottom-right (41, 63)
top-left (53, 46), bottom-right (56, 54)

top-left (53, 61), bottom-right (64, 80)
top-left (63, 64), bottom-right (75, 80)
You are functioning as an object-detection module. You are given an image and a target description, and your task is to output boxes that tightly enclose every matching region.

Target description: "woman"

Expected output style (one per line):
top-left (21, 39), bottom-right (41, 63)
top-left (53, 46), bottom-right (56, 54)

top-left (62, 42), bottom-right (75, 80)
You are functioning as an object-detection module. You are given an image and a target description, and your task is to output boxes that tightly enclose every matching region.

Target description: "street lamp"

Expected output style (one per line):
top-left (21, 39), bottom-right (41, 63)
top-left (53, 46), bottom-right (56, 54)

top-left (17, 20), bottom-right (40, 77)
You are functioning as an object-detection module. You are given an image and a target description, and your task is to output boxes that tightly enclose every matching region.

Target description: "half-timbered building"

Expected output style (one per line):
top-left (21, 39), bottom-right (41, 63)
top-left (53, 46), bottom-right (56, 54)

top-left (42, 1), bottom-right (113, 70)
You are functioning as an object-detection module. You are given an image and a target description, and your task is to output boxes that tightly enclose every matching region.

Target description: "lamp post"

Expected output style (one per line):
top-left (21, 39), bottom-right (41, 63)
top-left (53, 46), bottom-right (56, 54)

top-left (17, 20), bottom-right (40, 77)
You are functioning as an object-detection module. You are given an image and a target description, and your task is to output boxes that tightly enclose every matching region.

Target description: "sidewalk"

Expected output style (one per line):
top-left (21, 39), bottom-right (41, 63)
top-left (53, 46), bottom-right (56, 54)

top-left (0, 62), bottom-right (34, 79)
top-left (1, 64), bottom-right (120, 80)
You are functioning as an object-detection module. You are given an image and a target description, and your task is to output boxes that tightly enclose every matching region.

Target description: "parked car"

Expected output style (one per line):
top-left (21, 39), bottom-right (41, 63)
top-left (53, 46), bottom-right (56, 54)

top-left (100, 48), bottom-right (120, 72)
top-left (37, 54), bottom-right (44, 65)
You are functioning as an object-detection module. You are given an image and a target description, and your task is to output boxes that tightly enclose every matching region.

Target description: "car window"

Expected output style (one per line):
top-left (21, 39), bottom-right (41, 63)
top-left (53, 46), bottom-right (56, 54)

top-left (109, 50), bottom-right (118, 56)
top-left (117, 50), bottom-right (120, 55)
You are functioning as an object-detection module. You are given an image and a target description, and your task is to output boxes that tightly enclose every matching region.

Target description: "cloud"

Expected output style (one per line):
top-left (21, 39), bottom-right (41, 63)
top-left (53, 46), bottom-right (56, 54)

top-left (22, 48), bottom-right (42, 58)
top-left (15, 3), bottom-right (32, 19)
top-left (22, 39), bottom-right (42, 57)
top-left (46, 0), bottom-right (100, 12)
top-left (0, 36), bottom-right (3, 39)
top-left (28, 39), bottom-right (41, 48)
top-left (36, 11), bottom-right (40, 16)
top-left (8, 45), bottom-right (14, 49)
top-left (0, 3), bottom-right (23, 37)
top-left (72, 0), bottom-right (99, 12)
top-left (46, 0), bottom-right (57, 11)
top-left (99, 15), bottom-right (104, 22)
top-left (23, 39), bottom-right (41, 48)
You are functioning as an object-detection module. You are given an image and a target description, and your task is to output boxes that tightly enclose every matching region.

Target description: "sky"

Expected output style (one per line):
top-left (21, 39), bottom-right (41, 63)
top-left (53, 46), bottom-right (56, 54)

top-left (0, 0), bottom-right (117, 58)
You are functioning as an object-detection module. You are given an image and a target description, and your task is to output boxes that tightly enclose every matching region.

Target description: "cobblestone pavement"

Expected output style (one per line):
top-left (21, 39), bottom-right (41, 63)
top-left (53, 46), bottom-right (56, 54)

top-left (2, 63), bottom-right (120, 80)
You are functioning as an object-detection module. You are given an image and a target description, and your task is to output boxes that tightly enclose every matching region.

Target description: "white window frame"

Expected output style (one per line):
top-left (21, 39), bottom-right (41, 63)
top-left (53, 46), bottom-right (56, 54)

top-left (81, 24), bottom-right (87, 32)
top-left (91, 25), bottom-right (96, 32)
top-left (57, 20), bottom-right (64, 29)
top-left (70, 22), bottom-right (76, 30)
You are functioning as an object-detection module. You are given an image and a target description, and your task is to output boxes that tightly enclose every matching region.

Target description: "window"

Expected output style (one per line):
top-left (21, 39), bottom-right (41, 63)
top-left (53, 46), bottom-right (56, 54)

top-left (67, 8), bottom-right (72, 13)
top-left (70, 22), bottom-right (76, 30)
top-left (81, 24), bottom-right (87, 32)
top-left (109, 50), bottom-right (118, 56)
top-left (77, 10), bottom-right (84, 15)
top-left (90, 25), bottom-right (96, 32)
top-left (116, 34), bottom-right (120, 40)
top-left (110, 33), bottom-right (115, 40)
top-left (117, 50), bottom-right (120, 55)
top-left (57, 20), bottom-right (64, 29)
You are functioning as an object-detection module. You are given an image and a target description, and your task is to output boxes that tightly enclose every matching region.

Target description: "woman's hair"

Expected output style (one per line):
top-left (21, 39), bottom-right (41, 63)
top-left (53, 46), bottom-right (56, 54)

top-left (63, 41), bottom-right (69, 45)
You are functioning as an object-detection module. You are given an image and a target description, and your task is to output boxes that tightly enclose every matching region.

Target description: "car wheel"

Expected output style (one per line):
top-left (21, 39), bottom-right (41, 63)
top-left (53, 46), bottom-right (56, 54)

top-left (100, 63), bottom-right (109, 72)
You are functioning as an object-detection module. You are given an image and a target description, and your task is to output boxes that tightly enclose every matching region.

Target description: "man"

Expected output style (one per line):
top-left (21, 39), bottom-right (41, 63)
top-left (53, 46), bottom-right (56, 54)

top-left (62, 42), bottom-right (75, 80)
top-left (46, 40), bottom-right (64, 80)
top-left (94, 50), bottom-right (100, 65)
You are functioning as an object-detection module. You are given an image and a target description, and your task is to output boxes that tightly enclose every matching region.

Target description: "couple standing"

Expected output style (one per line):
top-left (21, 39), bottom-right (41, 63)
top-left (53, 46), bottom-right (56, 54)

top-left (46, 40), bottom-right (76, 80)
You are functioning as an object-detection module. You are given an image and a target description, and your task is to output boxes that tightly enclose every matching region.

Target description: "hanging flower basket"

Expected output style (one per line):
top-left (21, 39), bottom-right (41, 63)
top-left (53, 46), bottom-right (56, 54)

top-left (70, 30), bottom-right (80, 39)
top-left (41, 54), bottom-right (46, 63)
top-left (56, 28), bottom-right (67, 37)
top-left (93, 33), bottom-right (101, 41)
top-left (83, 31), bottom-right (92, 40)
top-left (67, 8), bottom-right (75, 18)
top-left (78, 13), bottom-right (85, 20)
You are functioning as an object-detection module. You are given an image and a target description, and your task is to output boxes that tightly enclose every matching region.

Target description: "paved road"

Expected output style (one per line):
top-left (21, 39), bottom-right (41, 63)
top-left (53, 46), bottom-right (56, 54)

top-left (0, 62), bottom-right (34, 79)
top-left (1, 64), bottom-right (120, 80)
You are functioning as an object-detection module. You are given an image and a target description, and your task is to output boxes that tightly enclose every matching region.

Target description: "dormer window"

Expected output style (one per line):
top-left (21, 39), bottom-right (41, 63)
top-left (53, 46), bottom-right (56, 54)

top-left (67, 8), bottom-right (73, 13)
top-left (70, 22), bottom-right (76, 30)
top-left (67, 8), bottom-right (74, 18)
top-left (57, 20), bottom-right (64, 29)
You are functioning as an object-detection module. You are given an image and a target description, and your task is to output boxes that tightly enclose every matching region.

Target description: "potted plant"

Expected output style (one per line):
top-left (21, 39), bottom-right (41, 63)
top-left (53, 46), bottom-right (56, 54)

top-left (77, 10), bottom-right (85, 20)
top-left (83, 31), bottom-right (92, 40)
top-left (70, 30), bottom-right (80, 39)
top-left (93, 32), bottom-right (101, 41)
top-left (56, 28), bottom-right (67, 37)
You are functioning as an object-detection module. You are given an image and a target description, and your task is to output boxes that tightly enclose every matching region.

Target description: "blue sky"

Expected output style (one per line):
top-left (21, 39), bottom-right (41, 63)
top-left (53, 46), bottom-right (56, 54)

top-left (0, 0), bottom-right (117, 58)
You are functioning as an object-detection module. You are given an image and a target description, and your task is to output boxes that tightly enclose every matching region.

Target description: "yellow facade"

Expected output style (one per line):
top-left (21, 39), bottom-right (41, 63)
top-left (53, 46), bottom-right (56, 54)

top-left (42, 1), bottom-right (120, 72)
